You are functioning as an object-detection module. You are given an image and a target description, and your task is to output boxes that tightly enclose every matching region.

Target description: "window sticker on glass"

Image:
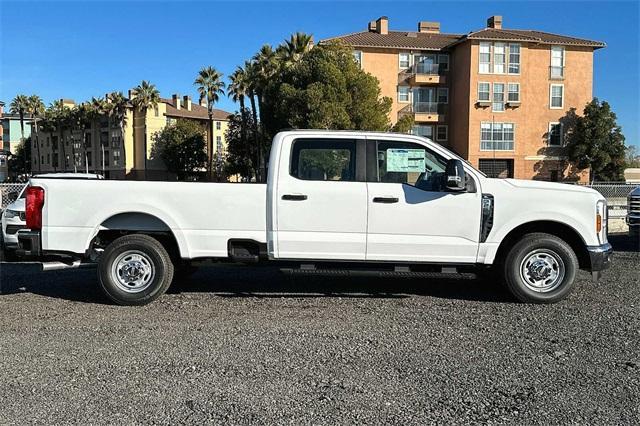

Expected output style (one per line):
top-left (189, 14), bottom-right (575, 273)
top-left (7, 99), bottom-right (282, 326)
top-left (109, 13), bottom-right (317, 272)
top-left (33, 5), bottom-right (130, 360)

top-left (386, 149), bottom-right (426, 172)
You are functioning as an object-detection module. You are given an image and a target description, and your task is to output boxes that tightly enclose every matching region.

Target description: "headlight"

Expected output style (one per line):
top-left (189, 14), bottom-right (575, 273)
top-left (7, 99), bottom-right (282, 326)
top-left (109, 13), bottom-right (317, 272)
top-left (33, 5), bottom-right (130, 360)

top-left (3, 209), bottom-right (20, 219)
top-left (596, 199), bottom-right (608, 244)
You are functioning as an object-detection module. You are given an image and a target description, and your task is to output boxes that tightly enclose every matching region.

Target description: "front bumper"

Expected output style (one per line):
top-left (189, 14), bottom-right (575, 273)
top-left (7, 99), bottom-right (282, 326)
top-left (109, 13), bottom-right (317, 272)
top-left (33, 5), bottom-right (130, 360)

top-left (626, 213), bottom-right (640, 227)
top-left (586, 242), bottom-right (613, 280)
top-left (16, 230), bottom-right (41, 257)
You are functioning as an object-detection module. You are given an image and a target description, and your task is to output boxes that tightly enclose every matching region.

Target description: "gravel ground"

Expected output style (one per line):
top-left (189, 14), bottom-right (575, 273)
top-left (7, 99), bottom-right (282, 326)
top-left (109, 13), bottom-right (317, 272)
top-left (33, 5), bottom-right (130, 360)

top-left (0, 235), bottom-right (638, 424)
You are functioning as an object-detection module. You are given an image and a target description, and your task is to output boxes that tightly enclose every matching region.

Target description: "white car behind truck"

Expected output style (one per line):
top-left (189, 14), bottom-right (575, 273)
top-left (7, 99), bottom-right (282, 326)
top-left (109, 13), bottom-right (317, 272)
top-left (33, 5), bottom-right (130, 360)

top-left (15, 130), bottom-right (612, 305)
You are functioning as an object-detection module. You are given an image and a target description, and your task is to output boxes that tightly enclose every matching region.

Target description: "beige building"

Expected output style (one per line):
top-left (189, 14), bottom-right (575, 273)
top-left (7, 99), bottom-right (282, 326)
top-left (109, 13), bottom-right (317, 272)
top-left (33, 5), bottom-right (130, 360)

top-left (32, 94), bottom-right (231, 180)
top-left (324, 16), bottom-right (605, 182)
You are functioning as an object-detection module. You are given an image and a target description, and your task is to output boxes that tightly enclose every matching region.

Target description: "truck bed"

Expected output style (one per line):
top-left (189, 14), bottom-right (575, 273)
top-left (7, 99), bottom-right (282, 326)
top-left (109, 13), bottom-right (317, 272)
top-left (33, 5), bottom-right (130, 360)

top-left (32, 179), bottom-right (268, 259)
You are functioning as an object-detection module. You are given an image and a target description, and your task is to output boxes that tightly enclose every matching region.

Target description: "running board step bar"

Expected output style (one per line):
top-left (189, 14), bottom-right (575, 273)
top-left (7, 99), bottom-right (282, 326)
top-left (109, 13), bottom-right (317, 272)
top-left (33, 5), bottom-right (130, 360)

top-left (281, 266), bottom-right (476, 279)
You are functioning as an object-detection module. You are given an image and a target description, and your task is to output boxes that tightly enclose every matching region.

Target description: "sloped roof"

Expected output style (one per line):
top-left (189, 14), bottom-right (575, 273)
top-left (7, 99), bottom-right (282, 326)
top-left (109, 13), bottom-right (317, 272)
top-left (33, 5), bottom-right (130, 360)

top-left (322, 30), bottom-right (462, 50)
top-left (161, 98), bottom-right (232, 121)
top-left (323, 27), bottom-right (605, 50)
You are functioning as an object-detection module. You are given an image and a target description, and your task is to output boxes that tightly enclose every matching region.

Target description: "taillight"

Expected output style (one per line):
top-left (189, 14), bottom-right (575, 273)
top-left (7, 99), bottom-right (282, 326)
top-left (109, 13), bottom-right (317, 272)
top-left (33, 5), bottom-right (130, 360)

top-left (26, 186), bottom-right (45, 230)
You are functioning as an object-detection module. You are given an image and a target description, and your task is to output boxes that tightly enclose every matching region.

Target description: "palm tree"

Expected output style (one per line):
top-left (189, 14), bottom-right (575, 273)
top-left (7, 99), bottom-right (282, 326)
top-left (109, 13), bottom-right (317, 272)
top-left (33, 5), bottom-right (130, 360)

top-left (26, 95), bottom-right (45, 172)
top-left (194, 66), bottom-right (225, 179)
top-left (9, 95), bottom-right (29, 142)
top-left (131, 80), bottom-right (160, 178)
top-left (229, 66), bottom-right (259, 179)
top-left (279, 32), bottom-right (313, 66)
top-left (47, 99), bottom-right (69, 172)
top-left (107, 92), bottom-right (129, 173)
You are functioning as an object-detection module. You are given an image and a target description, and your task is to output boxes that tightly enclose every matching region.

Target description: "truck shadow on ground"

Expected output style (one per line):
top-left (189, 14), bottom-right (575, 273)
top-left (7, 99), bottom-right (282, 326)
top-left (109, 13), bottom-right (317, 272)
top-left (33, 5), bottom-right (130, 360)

top-left (1, 234), bottom-right (635, 305)
top-left (0, 264), bottom-right (512, 304)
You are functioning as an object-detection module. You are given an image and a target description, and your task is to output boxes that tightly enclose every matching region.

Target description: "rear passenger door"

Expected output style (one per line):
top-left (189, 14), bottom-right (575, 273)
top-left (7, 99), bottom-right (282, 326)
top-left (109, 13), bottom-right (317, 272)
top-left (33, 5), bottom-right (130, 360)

top-left (275, 137), bottom-right (368, 260)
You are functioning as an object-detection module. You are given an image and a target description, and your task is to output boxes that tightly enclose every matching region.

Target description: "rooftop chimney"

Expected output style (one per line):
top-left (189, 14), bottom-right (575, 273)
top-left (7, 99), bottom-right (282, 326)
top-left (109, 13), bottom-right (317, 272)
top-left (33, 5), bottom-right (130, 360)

top-left (375, 16), bottom-right (388, 35)
top-left (368, 20), bottom-right (377, 32)
top-left (418, 21), bottom-right (440, 33)
top-left (183, 95), bottom-right (192, 111)
top-left (172, 94), bottom-right (180, 110)
top-left (127, 89), bottom-right (134, 99)
top-left (487, 15), bottom-right (502, 29)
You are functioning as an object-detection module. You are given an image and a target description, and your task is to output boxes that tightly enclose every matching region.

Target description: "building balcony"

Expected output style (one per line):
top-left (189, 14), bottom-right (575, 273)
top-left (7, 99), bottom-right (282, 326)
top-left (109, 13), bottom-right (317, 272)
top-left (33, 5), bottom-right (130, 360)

top-left (399, 64), bottom-right (447, 85)
top-left (399, 102), bottom-right (446, 123)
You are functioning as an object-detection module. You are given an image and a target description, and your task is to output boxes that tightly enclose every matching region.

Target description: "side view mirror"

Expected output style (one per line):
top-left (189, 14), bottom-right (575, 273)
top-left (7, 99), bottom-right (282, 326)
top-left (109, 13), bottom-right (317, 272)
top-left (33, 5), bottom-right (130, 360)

top-left (444, 159), bottom-right (466, 192)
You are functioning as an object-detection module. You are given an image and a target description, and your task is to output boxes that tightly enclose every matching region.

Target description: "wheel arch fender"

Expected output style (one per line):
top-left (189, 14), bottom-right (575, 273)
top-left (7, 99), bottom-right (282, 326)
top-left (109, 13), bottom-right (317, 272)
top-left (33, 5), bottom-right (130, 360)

top-left (86, 207), bottom-right (189, 258)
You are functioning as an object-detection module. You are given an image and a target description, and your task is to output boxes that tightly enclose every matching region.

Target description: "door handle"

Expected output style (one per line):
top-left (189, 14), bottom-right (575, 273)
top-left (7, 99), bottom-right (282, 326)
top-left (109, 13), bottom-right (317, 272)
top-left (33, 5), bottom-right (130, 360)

top-left (373, 197), bottom-right (399, 203)
top-left (282, 194), bottom-right (308, 201)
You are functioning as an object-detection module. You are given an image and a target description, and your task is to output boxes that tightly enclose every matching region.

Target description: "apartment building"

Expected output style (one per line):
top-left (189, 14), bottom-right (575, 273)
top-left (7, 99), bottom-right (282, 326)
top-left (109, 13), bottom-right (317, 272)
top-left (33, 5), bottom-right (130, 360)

top-left (323, 16), bottom-right (605, 181)
top-left (32, 95), bottom-right (231, 180)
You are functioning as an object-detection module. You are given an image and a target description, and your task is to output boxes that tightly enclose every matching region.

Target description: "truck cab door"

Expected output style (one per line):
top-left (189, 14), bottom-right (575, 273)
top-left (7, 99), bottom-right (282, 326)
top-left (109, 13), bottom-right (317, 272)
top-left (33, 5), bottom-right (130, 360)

top-left (365, 138), bottom-right (482, 263)
top-left (274, 137), bottom-right (368, 260)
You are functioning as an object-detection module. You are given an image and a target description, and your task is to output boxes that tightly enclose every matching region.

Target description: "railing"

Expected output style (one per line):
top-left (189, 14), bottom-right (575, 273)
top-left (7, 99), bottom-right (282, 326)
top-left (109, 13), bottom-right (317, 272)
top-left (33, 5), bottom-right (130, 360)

top-left (414, 63), bottom-right (441, 75)
top-left (550, 65), bottom-right (564, 79)
top-left (0, 183), bottom-right (27, 210)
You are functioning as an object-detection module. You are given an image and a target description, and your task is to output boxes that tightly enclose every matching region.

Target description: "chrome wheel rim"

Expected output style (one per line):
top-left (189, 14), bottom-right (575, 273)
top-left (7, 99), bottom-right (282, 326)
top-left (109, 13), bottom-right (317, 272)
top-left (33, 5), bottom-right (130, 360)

top-left (111, 250), bottom-right (155, 293)
top-left (519, 249), bottom-right (565, 293)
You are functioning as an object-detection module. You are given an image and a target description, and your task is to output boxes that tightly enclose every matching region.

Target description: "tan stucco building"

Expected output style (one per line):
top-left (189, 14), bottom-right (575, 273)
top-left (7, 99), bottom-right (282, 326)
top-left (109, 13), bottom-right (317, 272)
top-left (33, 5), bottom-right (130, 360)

top-left (324, 16), bottom-right (605, 182)
top-left (32, 94), bottom-right (231, 180)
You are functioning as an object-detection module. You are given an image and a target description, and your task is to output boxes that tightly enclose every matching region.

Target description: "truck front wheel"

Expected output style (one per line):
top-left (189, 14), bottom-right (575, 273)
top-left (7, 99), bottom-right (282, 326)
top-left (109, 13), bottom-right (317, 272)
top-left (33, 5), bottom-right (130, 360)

top-left (502, 233), bottom-right (578, 303)
top-left (98, 234), bottom-right (174, 305)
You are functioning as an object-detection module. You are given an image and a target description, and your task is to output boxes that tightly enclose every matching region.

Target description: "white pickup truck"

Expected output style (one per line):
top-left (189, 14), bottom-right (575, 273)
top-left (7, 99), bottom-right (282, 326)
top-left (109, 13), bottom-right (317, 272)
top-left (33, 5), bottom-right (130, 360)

top-left (16, 130), bottom-right (612, 305)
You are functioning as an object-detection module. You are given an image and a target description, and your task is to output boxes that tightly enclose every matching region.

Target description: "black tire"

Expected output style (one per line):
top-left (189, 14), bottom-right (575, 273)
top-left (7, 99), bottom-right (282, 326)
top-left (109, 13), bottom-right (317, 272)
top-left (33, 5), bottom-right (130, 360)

top-left (502, 233), bottom-right (578, 304)
top-left (98, 234), bottom-right (174, 306)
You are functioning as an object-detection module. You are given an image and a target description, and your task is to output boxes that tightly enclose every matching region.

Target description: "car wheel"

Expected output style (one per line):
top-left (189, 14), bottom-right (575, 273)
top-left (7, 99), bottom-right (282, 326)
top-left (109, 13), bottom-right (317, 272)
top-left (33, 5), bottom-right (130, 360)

top-left (502, 233), bottom-right (578, 304)
top-left (98, 234), bottom-right (174, 306)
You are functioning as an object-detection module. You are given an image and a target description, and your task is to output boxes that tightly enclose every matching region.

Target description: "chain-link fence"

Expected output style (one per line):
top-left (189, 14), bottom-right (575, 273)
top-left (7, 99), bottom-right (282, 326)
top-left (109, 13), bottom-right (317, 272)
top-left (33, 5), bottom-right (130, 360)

top-left (1, 183), bottom-right (27, 210)
top-left (582, 182), bottom-right (638, 218)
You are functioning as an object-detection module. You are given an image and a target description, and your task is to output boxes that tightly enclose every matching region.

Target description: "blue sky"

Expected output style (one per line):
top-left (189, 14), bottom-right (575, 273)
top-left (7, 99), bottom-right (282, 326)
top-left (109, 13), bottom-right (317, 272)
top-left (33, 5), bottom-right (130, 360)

top-left (1, 1), bottom-right (638, 147)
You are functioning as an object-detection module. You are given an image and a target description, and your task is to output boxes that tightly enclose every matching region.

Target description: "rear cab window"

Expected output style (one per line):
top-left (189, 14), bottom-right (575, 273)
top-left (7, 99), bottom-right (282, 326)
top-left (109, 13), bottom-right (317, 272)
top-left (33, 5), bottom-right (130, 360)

top-left (290, 139), bottom-right (361, 181)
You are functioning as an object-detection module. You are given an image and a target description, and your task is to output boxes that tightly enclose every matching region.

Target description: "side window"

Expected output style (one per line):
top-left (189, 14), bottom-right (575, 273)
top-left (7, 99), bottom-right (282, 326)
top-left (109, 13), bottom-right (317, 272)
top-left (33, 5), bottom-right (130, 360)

top-left (372, 140), bottom-right (448, 192)
top-left (290, 139), bottom-right (357, 181)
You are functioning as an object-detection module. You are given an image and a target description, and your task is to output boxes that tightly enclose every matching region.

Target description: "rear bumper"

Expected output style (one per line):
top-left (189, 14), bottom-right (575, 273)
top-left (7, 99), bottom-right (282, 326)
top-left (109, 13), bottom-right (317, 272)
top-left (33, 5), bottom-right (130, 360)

top-left (16, 230), bottom-right (41, 258)
top-left (586, 243), bottom-right (613, 279)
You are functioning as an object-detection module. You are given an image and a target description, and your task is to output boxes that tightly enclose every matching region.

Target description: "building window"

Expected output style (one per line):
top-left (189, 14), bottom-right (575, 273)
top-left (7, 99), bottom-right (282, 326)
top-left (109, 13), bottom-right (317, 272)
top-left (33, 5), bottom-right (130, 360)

top-left (113, 150), bottom-right (121, 166)
top-left (481, 122), bottom-right (515, 151)
top-left (216, 136), bottom-right (222, 152)
top-left (548, 122), bottom-right (563, 146)
top-left (438, 54), bottom-right (449, 71)
top-left (492, 83), bottom-right (505, 112)
top-left (550, 46), bottom-right (565, 79)
top-left (508, 43), bottom-right (521, 74)
top-left (437, 87), bottom-right (449, 104)
top-left (507, 83), bottom-right (520, 102)
top-left (111, 130), bottom-right (121, 147)
top-left (352, 50), bottom-right (362, 68)
top-left (154, 106), bottom-right (159, 117)
top-left (52, 153), bottom-right (58, 168)
top-left (100, 131), bottom-right (108, 146)
top-left (104, 150), bottom-right (110, 167)
top-left (436, 125), bottom-right (448, 141)
top-left (478, 82), bottom-right (490, 101)
top-left (412, 125), bottom-right (433, 139)
top-left (87, 154), bottom-right (92, 167)
top-left (479, 159), bottom-right (514, 178)
top-left (216, 121), bottom-right (221, 130)
top-left (41, 155), bottom-right (45, 164)
top-left (493, 43), bottom-right (506, 74)
top-left (84, 133), bottom-right (92, 148)
top-left (479, 42), bottom-right (491, 73)
top-left (46, 154), bottom-right (50, 164)
top-left (550, 84), bottom-right (564, 108)
top-left (399, 52), bottom-right (410, 69)
top-left (397, 86), bottom-right (410, 103)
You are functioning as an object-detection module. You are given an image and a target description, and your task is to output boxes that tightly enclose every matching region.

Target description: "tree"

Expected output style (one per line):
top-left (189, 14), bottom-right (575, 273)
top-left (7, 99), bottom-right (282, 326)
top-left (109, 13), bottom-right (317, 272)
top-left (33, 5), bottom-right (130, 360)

top-left (224, 111), bottom-right (259, 181)
top-left (27, 95), bottom-right (45, 171)
top-left (263, 41), bottom-right (391, 137)
top-left (107, 91), bottom-right (129, 172)
top-left (391, 114), bottom-right (415, 134)
top-left (9, 95), bottom-right (29, 142)
top-left (565, 98), bottom-right (627, 181)
top-left (46, 99), bottom-right (70, 171)
top-left (131, 80), bottom-right (160, 177)
top-left (625, 145), bottom-right (640, 168)
top-left (7, 137), bottom-right (31, 177)
top-left (194, 66), bottom-right (225, 178)
top-left (278, 32), bottom-right (314, 66)
top-left (150, 120), bottom-right (207, 180)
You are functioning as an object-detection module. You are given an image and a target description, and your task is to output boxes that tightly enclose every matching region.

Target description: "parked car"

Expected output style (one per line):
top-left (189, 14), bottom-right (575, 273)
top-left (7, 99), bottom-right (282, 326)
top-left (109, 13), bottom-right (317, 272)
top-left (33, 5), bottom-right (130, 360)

top-left (15, 131), bottom-right (612, 305)
top-left (2, 173), bottom-right (103, 257)
top-left (627, 186), bottom-right (640, 239)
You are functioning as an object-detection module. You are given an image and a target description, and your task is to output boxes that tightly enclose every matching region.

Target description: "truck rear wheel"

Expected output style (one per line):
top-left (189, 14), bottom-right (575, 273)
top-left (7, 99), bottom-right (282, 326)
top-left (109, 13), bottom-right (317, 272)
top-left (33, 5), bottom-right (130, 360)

top-left (98, 234), bottom-right (174, 305)
top-left (502, 233), bottom-right (577, 303)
